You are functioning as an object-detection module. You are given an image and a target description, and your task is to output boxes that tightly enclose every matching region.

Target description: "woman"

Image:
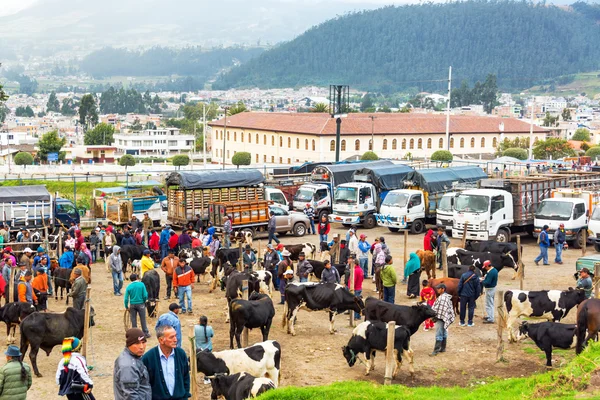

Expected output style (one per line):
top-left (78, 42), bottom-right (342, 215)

top-left (56, 337), bottom-right (94, 400)
top-left (148, 230), bottom-right (160, 251)
top-left (404, 252), bottom-right (421, 299)
top-left (191, 232), bottom-right (202, 249)
top-left (423, 229), bottom-right (436, 252)
top-left (0, 345), bottom-right (32, 400)
top-left (80, 244), bottom-right (92, 267)
top-left (194, 316), bottom-right (214, 352)
top-left (209, 234), bottom-right (220, 257)
top-left (74, 230), bottom-right (84, 252)
top-left (65, 233), bottom-right (76, 250)
top-left (318, 215), bottom-right (330, 245)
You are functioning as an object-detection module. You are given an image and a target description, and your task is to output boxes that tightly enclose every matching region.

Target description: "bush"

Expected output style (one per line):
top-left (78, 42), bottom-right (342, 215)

top-left (360, 151), bottom-right (379, 161)
top-left (430, 150), bottom-right (453, 162)
top-left (572, 128), bottom-right (590, 142)
top-left (586, 146), bottom-right (600, 159)
top-left (502, 147), bottom-right (528, 160)
top-left (172, 154), bottom-right (190, 167)
top-left (118, 154), bottom-right (136, 167)
top-left (13, 152), bottom-right (34, 166)
top-left (231, 151), bottom-right (251, 167)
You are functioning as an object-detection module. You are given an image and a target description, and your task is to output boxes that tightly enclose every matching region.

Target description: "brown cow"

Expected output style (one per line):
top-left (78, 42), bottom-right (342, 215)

top-left (416, 249), bottom-right (436, 280)
top-left (69, 264), bottom-right (91, 284)
top-left (576, 298), bottom-right (600, 354)
top-left (428, 277), bottom-right (459, 314)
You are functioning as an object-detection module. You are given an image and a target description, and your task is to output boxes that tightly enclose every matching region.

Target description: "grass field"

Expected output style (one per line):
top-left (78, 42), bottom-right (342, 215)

top-left (527, 71), bottom-right (600, 98)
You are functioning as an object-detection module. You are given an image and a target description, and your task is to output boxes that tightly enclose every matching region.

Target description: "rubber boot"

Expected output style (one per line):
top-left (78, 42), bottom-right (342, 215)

top-left (429, 340), bottom-right (442, 357)
top-left (440, 338), bottom-right (447, 353)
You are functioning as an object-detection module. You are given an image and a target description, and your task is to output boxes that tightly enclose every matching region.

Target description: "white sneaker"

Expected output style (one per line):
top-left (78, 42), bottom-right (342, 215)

top-left (203, 378), bottom-right (211, 385)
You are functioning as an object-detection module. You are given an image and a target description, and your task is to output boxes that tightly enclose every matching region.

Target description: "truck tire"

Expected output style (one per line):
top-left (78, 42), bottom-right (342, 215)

top-left (388, 228), bottom-right (400, 233)
top-left (241, 228), bottom-right (255, 238)
top-left (594, 242), bottom-right (600, 252)
top-left (496, 228), bottom-right (511, 243)
top-left (318, 209), bottom-right (329, 223)
top-left (410, 219), bottom-right (425, 234)
top-left (293, 223), bottom-right (307, 237)
top-left (571, 231), bottom-right (583, 249)
top-left (363, 214), bottom-right (377, 229)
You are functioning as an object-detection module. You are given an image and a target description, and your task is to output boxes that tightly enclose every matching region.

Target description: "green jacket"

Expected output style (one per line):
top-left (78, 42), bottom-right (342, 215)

top-left (0, 360), bottom-right (32, 400)
top-left (125, 281), bottom-right (148, 308)
top-left (380, 264), bottom-right (397, 287)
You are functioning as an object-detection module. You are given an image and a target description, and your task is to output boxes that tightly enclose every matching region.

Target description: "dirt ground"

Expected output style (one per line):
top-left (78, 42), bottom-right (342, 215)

top-left (24, 225), bottom-right (588, 399)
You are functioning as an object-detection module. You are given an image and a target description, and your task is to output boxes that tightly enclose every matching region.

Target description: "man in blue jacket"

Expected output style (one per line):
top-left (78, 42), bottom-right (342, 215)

top-left (534, 224), bottom-right (550, 266)
top-left (553, 223), bottom-right (566, 265)
top-left (159, 226), bottom-right (171, 259)
top-left (457, 265), bottom-right (481, 327)
top-left (155, 303), bottom-right (182, 348)
top-left (59, 246), bottom-right (75, 269)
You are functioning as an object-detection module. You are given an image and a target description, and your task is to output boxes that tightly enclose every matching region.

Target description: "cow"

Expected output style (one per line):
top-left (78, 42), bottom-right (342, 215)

top-left (207, 372), bottom-right (275, 400)
top-left (446, 247), bottom-right (462, 264)
top-left (196, 340), bottom-right (281, 387)
top-left (120, 245), bottom-right (161, 274)
top-left (188, 256), bottom-right (214, 284)
top-left (519, 321), bottom-right (577, 367)
top-left (342, 321), bottom-right (414, 378)
top-left (69, 264), bottom-right (91, 284)
top-left (224, 269), bottom-right (252, 323)
top-left (229, 293), bottom-right (275, 349)
top-left (53, 268), bottom-right (72, 304)
top-left (231, 231), bottom-right (254, 247)
top-left (142, 269), bottom-right (160, 318)
top-left (504, 288), bottom-right (586, 342)
top-left (306, 259), bottom-right (345, 281)
top-left (250, 270), bottom-right (272, 296)
top-left (576, 298), bottom-right (600, 354)
top-left (283, 243), bottom-right (317, 261)
top-left (454, 249), bottom-right (517, 274)
top-left (416, 249), bottom-right (436, 280)
top-left (0, 302), bottom-right (36, 344)
top-left (363, 297), bottom-right (437, 335)
top-left (281, 282), bottom-right (365, 336)
top-left (209, 258), bottom-right (224, 293)
top-left (428, 278), bottom-right (460, 314)
top-left (216, 248), bottom-right (242, 270)
top-left (466, 240), bottom-right (520, 262)
top-left (20, 306), bottom-right (95, 377)
top-left (447, 263), bottom-right (482, 279)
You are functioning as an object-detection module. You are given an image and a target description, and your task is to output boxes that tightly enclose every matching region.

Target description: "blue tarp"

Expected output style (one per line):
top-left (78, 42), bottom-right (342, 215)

top-left (353, 164), bottom-right (414, 191)
top-left (313, 160), bottom-right (394, 186)
top-left (405, 166), bottom-right (487, 194)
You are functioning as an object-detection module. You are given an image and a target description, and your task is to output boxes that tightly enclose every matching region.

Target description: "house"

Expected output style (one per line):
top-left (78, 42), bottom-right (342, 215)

top-left (113, 128), bottom-right (195, 156)
top-left (63, 145), bottom-right (117, 163)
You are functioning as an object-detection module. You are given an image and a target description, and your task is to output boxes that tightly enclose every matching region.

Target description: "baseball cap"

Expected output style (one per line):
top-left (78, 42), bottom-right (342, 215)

top-left (581, 267), bottom-right (590, 274)
top-left (360, 234), bottom-right (366, 239)
top-left (143, 249), bottom-right (150, 255)
top-left (435, 283), bottom-right (447, 290)
top-left (483, 260), bottom-right (491, 267)
top-left (126, 328), bottom-right (147, 347)
top-left (169, 303), bottom-right (181, 312)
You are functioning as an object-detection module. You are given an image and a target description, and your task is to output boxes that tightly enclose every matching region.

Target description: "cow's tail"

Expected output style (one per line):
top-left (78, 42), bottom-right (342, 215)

top-left (281, 301), bottom-right (288, 328)
top-left (576, 302), bottom-right (589, 354)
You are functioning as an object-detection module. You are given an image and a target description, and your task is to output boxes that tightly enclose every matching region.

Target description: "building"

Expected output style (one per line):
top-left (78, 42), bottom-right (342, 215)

top-left (63, 145), bottom-right (118, 163)
top-left (113, 128), bottom-right (195, 156)
top-left (208, 112), bottom-right (549, 165)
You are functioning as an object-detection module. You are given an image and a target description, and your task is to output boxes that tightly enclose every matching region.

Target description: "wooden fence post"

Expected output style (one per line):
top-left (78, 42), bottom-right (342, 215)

top-left (442, 242), bottom-right (448, 278)
top-left (384, 320), bottom-right (396, 385)
top-left (58, 228), bottom-right (63, 256)
top-left (238, 241), bottom-right (243, 272)
top-left (595, 263), bottom-right (600, 299)
top-left (188, 324), bottom-right (199, 400)
top-left (495, 290), bottom-right (506, 362)
top-left (81, 287), bottom-right (92, 358)
top-left (349, 262), bottom-right (355, 327)
top-left (403, 230), bottom-right (408, 271)
top-left (517, 235), bottom-right (524, 290)
top-left (8, 267), bottom-right (16, 303)
top-left (242, 279), bottom-right (249, 347)
top-left (461, 222), bottom-right (468, 249)
top-left (582, 229), bottom-right (587, 257)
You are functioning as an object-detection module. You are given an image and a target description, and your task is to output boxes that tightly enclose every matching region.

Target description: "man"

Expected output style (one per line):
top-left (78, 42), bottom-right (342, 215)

top-left (125, 273), bottom-right (151, 338)
top-left (535, 224), bottom-right (550, 266)
top-left (195, 213), bottom-right (204, 233)
top-left (357, 234), bottom-right (370, 279)
top-left (161, 250), bottom-right (179, 300)
top-left (296, 252), bottom-right (313, 283)
top-left (168, 231), bottom-right (179, 253)
top-left (142, 212), bottom-right (153, 244)
top-left (142, 325), bottom-right (190, 400)
top-left (329, 234), bottom-right (341, 264)
top-left (135, 228), bottom-right (144, 246)
top-left (159, 225), bottom-right (171, 259)
top-left (155, 303), bottom-right (182, 348)
top-left (32, 264), bottom-right (49, 311)
top-left (267, 211), bottom-right (280, 245)
top-left (347, 253), bottom-right (364, 319)
top-left (110, 246), bottom-right (124, 296)
top-left (223, 216), bottom-right (232, 249)
top-left (20, 247), bottom-right (33, 271)
top-left (457, 265), bottom-right (481, 327)
top-left (380, 255), bottom-right (397, 304)
top-left (348, 230), bottom-right (359, 257)
top-left (113, 328), bottom-right (152, 400)
top-left (17, 270), bottom-right (37, 306)
top-left (278, 250), bottom-right (293, 304)
top-left (303, 203), bottom-right (316, 234)
top-left (430, 283), bottom-right (455, 356)
top-left (140, 249), bottom-right (155, 278)
top-left (554, 223), bottom-right (566, 265)
top-left (59, 245), bottom-right (74, 269)
top-left (436, 226), bottom-right (450, 270)
top-left (67, 268), bottom-right (87, 310)
top-left (481, 260), bottom-right (498, 324)
top-left (173, 258), bottom-right (195, 314)
top-left (320, 260), bottom-right (340, 284)
top-left (103, 227), bottom-right (117, 272)
top-left (242, 245), bottom-right (257, 272)
top-left (576, 268), bottom-right (593, 299)
top-left (263, 244), bottom-right (281, 290)
top-left (121, 230), bottom-right (137, 247)
top-left (130, 215), bottom-right (142, 232)
top-left (33, 246), bottom-right (53, 296)
top-left (178, 230), bottom-right (192, 250)
top-left (149, 230), bottom-right (160, 251)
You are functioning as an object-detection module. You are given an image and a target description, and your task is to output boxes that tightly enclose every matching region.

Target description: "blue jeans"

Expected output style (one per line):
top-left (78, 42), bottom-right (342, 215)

top-left (309, 220), bottom-right (316, 234)
top-left (268, 231), bottom-right (280, 245)
top-left (534, 246), bottom-right (549, 265)
top-left (435, 320), bottom-right (448, 342)
top-left (160, 243), bottom-right (169, 259)
top-left (300, 277), bottom-right (308, 283)
top-left (47, 268), bottom-right (53, 295)
top-left (554, 243), bottom-right (563, 263)
top-left (178, 285), bottom-right (192, 311)
top-left (354, 290), bottom-right (362, 319)
top-left (224, 234), bottom-right (231, 249)
top-left (459, 296), bottom-right (476, 324)
top-left (91, 249), bottom-right (96, 263)
top-left (319, 234), bottom-right (328, 243)
top-left (383, 286), bottom-right (395, 304)
top-left (485, 287), bottom-right (496, 322)
top-left (112, 270), bottom-right (124, 294)
top-left (359, 257), bottom-right (369, 278)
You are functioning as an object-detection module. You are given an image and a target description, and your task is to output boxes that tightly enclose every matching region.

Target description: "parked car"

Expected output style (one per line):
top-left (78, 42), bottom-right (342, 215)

top-left (270, 204), bottom-right (310, 236)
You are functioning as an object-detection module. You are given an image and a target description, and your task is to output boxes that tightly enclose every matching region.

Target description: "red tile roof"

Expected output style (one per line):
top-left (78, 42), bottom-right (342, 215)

top-left (209, 112), bottom-right (549, 136)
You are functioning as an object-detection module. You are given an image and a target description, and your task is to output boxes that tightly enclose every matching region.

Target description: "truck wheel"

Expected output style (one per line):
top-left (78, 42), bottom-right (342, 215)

top-left (363, 214), bottom-right (376, 229)
top-left (388, 228), bottom-right (400, 233)
top-left (496, 228), bottom-right (511, 243)
top-left (318, 210), bottom-right (329, 222)
top-left (571, 231), bottom-right (582, 249)
top-left (410, 219), bottom-right (425, 234)
top-left (241, 228), bottom-right (255, 239)
top-left (293, 223), bottom-right (307, 237)
top-left (594, 242), bottom-right (600, 252)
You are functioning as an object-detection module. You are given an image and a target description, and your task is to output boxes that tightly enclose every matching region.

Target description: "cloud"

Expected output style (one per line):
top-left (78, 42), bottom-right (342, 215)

top-left (0, 0), bottom-right (39, 17)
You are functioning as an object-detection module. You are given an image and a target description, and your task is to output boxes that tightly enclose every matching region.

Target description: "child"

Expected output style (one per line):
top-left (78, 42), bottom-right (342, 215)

top-left (420, 279), bottom-right (436, 331)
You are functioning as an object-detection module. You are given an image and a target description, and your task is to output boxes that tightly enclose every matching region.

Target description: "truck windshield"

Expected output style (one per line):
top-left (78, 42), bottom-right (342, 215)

top-left (438, 195), bottom-right (453, 212)
top-left (592, 207), bottom-right (600, 221)
top-left (381, 192), bottom-right (409, 208)
top-left (57, 202), bottom-right (78, 218)
top-left (536, 201), bottom-right (572, 220)
top-left (455, 194), bottom-right (489, 213)
top-left (334, 187), bottom-right (357, 204)
top-left (294, 189), bottom-right (314, 202)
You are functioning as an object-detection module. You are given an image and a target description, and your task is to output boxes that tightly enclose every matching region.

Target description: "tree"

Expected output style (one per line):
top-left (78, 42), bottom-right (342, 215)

top-left (60, 98), bottom-right (77, 116)
top-left (532, 138), bottom-right (575, 159)
top-left (502, 147), bottom-right (528, 160)
top-left (228, 101), bottom-right (247, 116)
top-left (360, 94), bottom-right (374, 112)
top-left (0, 105), bottom-right (8, 123)
top-left (572, 128), bottom-right (590, 142)
top-left (311, 103), bottom-right (329, 113)
top-left (431, 150), bottom-right (453, 162)
top-left (361, 151), bottom-right (379, 160)
top-left (119, 155), bottom-right (136, 167)
top-left (495, 136), bottom-right (530, 156)
top-left (37, 130), bottom-right (66, 162)
top-left (130, 118), bottom-right (143, 131)
top-left (561, 108), bottom-right (571, 121)
top-left (542, 112), bottom-right (559, 127)
top-left (13, 152), bottom-right (34, 167)
top-left (585, 146), bottom-right (600, 159)
top-left (480, 74), bottom-right (499, 114)
top-left (46, 91), bottom-right (60, 112)
top-left (172, 154), bottom-right (190, 169)
top-left (15, 106), bottom-right (34, 117)
top-left (231, 152), bottom-right (251, 168)
top-left (84, 123), bottom-right (115, 145)
top-left (78, 94), bottom-right (99, 131)
top-left (17, 75), bottom-right (38, 96)
top-left (399, 105), bottom-right (411, 113)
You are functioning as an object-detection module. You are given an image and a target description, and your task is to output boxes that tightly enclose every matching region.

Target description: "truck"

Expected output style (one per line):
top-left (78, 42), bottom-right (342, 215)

top-left (452, 172), bottom-right (600, 242)
top-left (328, 163), bottom-right (414, 229)
top-left (376, 166), bottom-right (488, 234)
top-left (436, 192), bottom-right (460, 232)
top-left (533, 189), bottom-right (600, 249)
top-left (166, 169), bottom-right (289, 227)
top-left (589, 207), bottom-right (600, 252)
top-left (292, 160), bottom-right (394, 220)
top-left (0, 185), bottom-right (80, 233)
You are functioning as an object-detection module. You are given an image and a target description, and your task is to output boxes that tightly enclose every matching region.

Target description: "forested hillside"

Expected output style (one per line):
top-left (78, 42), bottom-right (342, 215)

top-left (214, 1), bottom-right (600, 91)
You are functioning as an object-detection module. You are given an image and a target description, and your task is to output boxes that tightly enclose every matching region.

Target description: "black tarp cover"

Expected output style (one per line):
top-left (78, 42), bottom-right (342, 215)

top-left (313, 160), bottom-right (394, 186)
top-left (165, 170), bottom-right (265, 190)
top-left (0, 185), bottom-right (51, 202)
top-left (353, 164), bottom-right (414, 191)
top-left (405, 166), bottom-right (487, 193)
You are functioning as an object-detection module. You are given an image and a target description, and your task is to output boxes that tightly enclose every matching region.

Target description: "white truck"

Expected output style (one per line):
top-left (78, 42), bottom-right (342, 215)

top-left (436, 192), bottom-right (459, 232)
top-left (589, 207), bottom-right (600, 252)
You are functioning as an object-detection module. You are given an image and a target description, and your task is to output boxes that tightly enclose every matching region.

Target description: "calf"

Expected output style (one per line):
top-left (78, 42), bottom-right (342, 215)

top-left (229, 293), bottom-right (275, 349)
top-left (342, 320), bottom-right (413, 378)
top-left (363, 297), bottom-right (436, 335)
top-left (307, 259), bottom-right (345, 281)
top-left (446, 247), bottom-right (462, 265)
top-left (142, 270), bottom-right (160, 318)
top-left (53, 268), bottom-right (72, 304)
top-left (416, 249), bottom-right (436, 280)
top-left (196, 340), bottom-right (281, 387)
top-left (455, 249), bottom-right (517, 274)
top-left (0, 302), bottom-right (36, 344)
top-left (282, 282), bottom-right (365, 336)
top-left (519, 321), bottom-right (576, 367)
top-left (208, 372), bottom-right (275, 400)
top-left (504, 288), bottom-right (586, 342)
top-left (428, 278), bottom-right (460, 314)
top-left (284, 243), bottom-right (316, 261)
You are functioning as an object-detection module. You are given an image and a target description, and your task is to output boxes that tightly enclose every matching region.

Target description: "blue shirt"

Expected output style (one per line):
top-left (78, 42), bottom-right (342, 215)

top-left (482, 267), bottom-right (498, 288)
top-left (155, 311), bottom-right (182, 348)
top-left (194, 325), bottom-right (214, 351)
top-left (159, 347), bottom-right (175, 396)
top-left (159, 229), bottom-right (170, 246)
top-left (59, 251), bottom-right (74, 269)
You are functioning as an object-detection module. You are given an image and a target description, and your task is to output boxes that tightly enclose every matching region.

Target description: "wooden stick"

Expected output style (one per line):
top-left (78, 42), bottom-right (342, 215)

top-left (582, 229), bottom-right (587, 257)
top-left (517, 235), bottom-right (524, 290)
top-left (242, 279), bottom-right (249, 347)
top-left (461, 222), bottom-right (468, 249)
top-left (81, 287), bottom-right (92, 358)
top-left (384, 320), bottom-right (396, 385)
top-left (58, 228), bottom-right (63, 257)
top-left (238, 241), bottom-right (243, 272)
top-left (188, 324), bottom-right (199, 400)
top-left (442, 242), bottom-right (448, 278)
top-left (595, 263), bottom-right (600, 299)
top-left (495, 290), bottom-right (506, 362)
top-left (349, 262), bottom-right (355, 327)
top-left (403, 230), bottom-right (408, 271)
top-left (8, 267), bottom-right (17, 303)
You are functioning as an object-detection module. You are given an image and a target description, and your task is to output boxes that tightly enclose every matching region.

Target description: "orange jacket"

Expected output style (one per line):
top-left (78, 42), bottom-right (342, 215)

top-left (161, 256), bottom-right (179, 276)
top-left (18, 278), bottom-right (37, 303)
top-left (173, 265), bottom-right (195, 288)
top-left (32, 273), bottom-right (49, 292)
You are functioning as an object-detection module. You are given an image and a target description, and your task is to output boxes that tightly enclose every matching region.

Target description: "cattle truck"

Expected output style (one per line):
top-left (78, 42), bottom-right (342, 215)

top-left (292, 160), bottom-right (394, 221)
top-left (376, 166), bottom-right (487, 234)
top-left (0, 185), bottom-right (79, 233)
top-left (166, 169), bottom-right (289, 227)
top-left (328, 163), bottom-right (414, 229)
top-left (452, 172), bottom-right (600, 242)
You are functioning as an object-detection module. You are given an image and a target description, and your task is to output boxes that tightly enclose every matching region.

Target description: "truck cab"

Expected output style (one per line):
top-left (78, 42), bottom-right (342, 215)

top-left (55, 198), bottom-right (80, 227)
top-left (589, 207), bottom-right (600, 252)
top-left (452, 189), bottom-right (514, 242)
top-left (292, 183), bottom-right (331, 219)
top-left (436, 192), bottom-right (458, 232)
top-left (375, 189), bottom-right (427, 233)
top-left (328, 182), bottom-right (377, 228)
top-left (264, 187), bottom-right (289, 210)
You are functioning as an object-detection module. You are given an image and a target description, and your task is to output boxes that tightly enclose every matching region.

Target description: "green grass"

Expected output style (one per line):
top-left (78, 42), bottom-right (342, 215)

top-left (259, 343), bottom-right (600, 400)
top-left (526, 71), bottom-right (600, 97)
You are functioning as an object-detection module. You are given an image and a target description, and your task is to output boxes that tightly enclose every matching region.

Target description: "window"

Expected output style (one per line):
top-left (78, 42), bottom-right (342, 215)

top-left (264, 135), bottom-right (267, 145)
top-left (288, 137), bottom-right (291, 148)
top-left (330, 140), bottom-right (335, 151)
top-left (491, 195), bottom-right (504, 214)
top-left (305, 139), bottom-right (308, 150)
top-left (312, 140), bottom-right (316, 151)
top-left (460, 138), bottom-right (465, 148)
top-left (287, 158), bottom-right (291, 164)
top-left (296, 138), bottom-right (300, 149)
top-left (264, 155), bottom-right (267, 163)
top-left (227, 150), bottom-right (230, 159)
top-left (481, 137), bottom-right (485, 147)
top-left (133, 140), bottom-right (142, 146)
top-left (409, 139), bottom-right (414, 149)
top-left (143, 140), bottom-right (152, 146)
top-left (256, 154), bottom-right (258, 162)
top-left (241, 132), bottom-right (244, 142)
top-left (234, 132), bottom-right (237, 141)
top-left (56, 202), bottom-right (78, 218)
top-left (470, 137), bottom-right (475, 148)
top-left (271, 136), bottom-right (274, 146)
top-left (279, 136), bottom-right (283, 147)
top-left (169, 140), bottom-right (177, 147)
top-left (427, 138), bottom-right (432, 149)
top-left (401, 139), bottom-right (406, 150)
top-left (492, 137), bottom-right (498, 147)
top-left (256, 134), bottom-right (259, 143)
top-left (279, 157), bottom-right (282, 163)
top-left (270, 206), bottom-right (287, 216)
top-left (341, 140), bottom-right (346, 151)
top-left (409, 194), bottom-right (422, 207)
top-left (355, 139), bottom-right (360, 151)
top-left (418, 138), bottom-right (422, 149)
top-left (227, 131), bottom-right (230, 140)
top-left (450, 138), bottom-right (454, 148)
top-left (271, 156), bottom-right (275, 163)
top-left (392, 139), bottom-right (397, 150)
top-left (316, 189), bottom-right (328, 201)
top-left (534, 137), bottom-right (539, 144)
top-left (383, 139), bottom-right (388, 150)
top-left (369, 139), bottom-right (373, 151)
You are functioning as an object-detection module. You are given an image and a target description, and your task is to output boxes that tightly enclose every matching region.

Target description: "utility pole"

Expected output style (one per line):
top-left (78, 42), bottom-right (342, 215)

top-left (329, 85), bottom-right (349, 163)
top-left (528, 97), bottom-right (535, 160)
top-left (445, 66), bottom-right (452, 151)
top-left (203, 103), bottom-right (207, 168)
top-left (370, 115), bottom-right (375, 151)
top-left (222, 106), bottom-right (229, 170)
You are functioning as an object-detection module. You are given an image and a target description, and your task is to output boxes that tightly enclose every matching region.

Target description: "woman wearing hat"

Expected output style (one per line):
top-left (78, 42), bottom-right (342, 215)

top-left (0, 345), bottom-right (32, 399)
top-left (56, 337), bottom-right (94, 399)
top-left (278, 250), bottom-right (293, 304)
top-left (243, 245), bottom-right (257, 272)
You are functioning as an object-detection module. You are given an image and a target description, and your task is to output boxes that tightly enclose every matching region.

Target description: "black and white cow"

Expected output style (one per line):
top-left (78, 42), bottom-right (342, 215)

top-left (0, 302), bottom-right (36, 344)
top-left (142, 269), bottom-right (160, 318)
top-left (307, 260), bottom-right (346, 281)
top-left (504, 288), bottom-right (586, 342)
top-left (208, 372), bottom-right (275, 400)
top-left (229, 293), bottom-right (275, 349)
top-left (447, 263), bottom-right (482, 279)
top-left (342, 320), bottom-right (413, 378)
top-left (283, 243), bottom-right (317, 261)
top-left (196, 340), bottom-right (281, 387)
top-left (282, 282), bottom-right (365, 336)
top-left (120, 245), bottom-right (160, 274)
top-left (216, 248), bottom-right (242, 269)
top-left (179, 245), bottom-right (212, 284)
top-left (363, 297), bottom-right (437, 336)
top-left (250, 270), bottom-right (272, 296)
top-left (454, 249), bottom-right (517, 273)
top-left (466, 240), bottom-right (520, 258)
top-left (519, 321), bottom-right (577, 367)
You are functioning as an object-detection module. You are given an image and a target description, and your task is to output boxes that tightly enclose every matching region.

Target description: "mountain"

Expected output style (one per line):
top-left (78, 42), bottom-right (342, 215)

top-left (214, 1), bottom-right (600, 91)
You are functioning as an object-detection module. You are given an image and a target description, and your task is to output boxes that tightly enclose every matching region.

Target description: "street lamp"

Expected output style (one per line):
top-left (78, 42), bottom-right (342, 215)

top-left (369, 115), bottom-right (375, 151)
top-left (222, 106), bottom-right (229, 170)
top-left (329, 85), bottom-right (349, 162)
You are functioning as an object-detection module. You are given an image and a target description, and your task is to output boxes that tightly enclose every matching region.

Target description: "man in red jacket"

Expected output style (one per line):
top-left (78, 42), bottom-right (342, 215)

top-left (148, 230), bottom-right (160, 251)
top-left (173, 258), bottom-right (195, 313)
top-left (168, 230), bottom-right (179, 253)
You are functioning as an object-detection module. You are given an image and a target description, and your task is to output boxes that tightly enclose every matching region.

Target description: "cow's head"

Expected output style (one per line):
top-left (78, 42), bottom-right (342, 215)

top-left (208, 373), bottom-right (231, 400)
top-left (197, 349), bottom-right (229, 375)
top-left (341, 345), bottom-right (358, 367)
top-left (414, 303), bottom-right (437, 320)
top-left (178, 248), bottom-right (193, 260)
top-left (501, 253), bottom-right (517, 270)
top-left (249, 292), bottom-right (270, 301)
top-left (518, 321), bottom-right (530, 337)
top-left (564, 287), bottom-right (586, 307)
top-left (150, 250), bottom-right (162, 263)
